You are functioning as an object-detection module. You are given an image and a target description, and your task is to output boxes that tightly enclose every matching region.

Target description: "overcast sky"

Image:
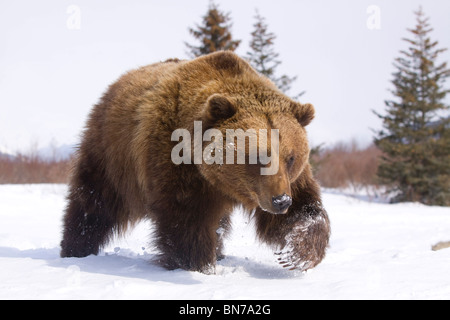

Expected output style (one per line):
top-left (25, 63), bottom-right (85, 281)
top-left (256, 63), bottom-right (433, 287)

top-left (1, 0), bottom-right (450, 153)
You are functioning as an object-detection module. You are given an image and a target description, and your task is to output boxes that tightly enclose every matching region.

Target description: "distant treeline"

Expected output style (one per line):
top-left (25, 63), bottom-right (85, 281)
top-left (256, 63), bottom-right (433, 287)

top-left (0, 152), bottom-right (72, 184)
top-left (311, 142), bottom-right (382, 191)
top-left (0, 141), bottom-right (380, 190)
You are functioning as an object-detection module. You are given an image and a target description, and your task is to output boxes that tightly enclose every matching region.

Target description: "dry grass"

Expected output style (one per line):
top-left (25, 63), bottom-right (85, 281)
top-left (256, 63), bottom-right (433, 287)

top-left (311, 141), bottom-right (382, 191)
top-left (1, 140), bottom-right (383, 189)
top-left (0, 152), bottom-right (72, 184)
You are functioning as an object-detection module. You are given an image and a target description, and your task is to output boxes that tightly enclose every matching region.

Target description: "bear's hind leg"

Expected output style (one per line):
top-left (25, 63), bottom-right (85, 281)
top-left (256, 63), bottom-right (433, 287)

top-left (60, 185), bottom-right (115, 258)
top-left (60, 152), bottom-right (121, 258)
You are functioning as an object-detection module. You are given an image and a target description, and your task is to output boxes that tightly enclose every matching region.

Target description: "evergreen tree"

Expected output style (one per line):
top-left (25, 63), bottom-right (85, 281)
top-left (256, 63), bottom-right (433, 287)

top-left (185, 1), bottom-right (240, 58)
top-left (246, 10), bottom-right (303, 98)
top-left (373, 8), bottom-right (450, 206)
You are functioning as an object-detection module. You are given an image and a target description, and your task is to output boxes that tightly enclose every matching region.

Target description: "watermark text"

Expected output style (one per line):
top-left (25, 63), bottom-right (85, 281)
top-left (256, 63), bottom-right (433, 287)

top-left (171, 121), bottom-right (279, 175)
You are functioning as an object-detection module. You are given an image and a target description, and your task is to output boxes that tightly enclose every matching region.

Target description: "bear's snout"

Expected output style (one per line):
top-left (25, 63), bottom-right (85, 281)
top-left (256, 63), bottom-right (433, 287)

top-left (271, 193), bottom-right (292, 214)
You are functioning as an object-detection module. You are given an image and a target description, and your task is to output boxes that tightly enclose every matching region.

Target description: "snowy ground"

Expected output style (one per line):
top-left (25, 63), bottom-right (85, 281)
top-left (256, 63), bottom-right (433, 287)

top-left (0, 184), bottom-right (449, 300)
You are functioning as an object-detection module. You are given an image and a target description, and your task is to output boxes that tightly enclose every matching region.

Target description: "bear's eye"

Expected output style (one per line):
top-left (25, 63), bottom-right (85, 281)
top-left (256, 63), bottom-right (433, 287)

top-left (287, 155), bottom-right (295, 170)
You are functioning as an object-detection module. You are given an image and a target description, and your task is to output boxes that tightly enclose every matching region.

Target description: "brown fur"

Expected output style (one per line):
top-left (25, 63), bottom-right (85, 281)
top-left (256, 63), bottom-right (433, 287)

top-left (60, 51), bottom-right (330, 273)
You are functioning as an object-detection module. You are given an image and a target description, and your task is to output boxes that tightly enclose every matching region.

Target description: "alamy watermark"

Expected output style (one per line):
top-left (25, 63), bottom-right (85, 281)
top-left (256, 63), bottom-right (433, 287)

top-left (66, 5), bottom-right (81, 30)
top-left (65, 265), bottom-right (81, 288)
top-left (366, 5), bottom-right (381, 30)
top-left (171, 121), bottom-right (280, 176)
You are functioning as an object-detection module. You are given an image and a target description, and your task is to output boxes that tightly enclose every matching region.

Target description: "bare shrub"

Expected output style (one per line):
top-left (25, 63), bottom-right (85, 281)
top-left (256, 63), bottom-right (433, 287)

top-left (311, 140), bottom-right (382, 191)
top-left (0, 147), bottom-right (73, 184)
top-left (2, 139), bottom-right (383, 188)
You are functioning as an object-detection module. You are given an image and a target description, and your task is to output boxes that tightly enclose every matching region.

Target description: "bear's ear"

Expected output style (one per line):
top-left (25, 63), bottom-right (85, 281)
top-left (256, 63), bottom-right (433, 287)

top-left (204, 94), bottom-right (237, 123)
top-left (290, 102), bottom-right (315, 127)
top-left (204, 51), bottom-right (243, 75)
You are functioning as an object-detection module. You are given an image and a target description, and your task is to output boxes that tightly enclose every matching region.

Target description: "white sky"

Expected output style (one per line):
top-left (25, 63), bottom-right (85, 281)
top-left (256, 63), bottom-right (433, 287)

top-left (1, 0), bottom-right (450, 152)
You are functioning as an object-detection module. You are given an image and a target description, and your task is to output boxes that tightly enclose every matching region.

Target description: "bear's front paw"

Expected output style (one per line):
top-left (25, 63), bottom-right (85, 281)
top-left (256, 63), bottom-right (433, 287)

top-left (275, 210), bottom-right (330, 271)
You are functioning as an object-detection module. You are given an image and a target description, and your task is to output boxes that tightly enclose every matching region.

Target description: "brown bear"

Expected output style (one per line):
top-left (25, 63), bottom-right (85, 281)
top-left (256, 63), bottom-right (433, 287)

top-left (60, 51), bottom-right (330, 273)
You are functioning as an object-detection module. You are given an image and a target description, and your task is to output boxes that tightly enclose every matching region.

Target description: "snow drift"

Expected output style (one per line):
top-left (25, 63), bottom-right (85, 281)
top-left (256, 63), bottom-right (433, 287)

top-left (0, 184), bottom-right (449, 299)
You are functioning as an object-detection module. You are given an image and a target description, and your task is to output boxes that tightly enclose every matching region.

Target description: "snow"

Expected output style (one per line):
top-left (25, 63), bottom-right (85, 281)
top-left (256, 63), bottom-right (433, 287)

top-left (0, 184), bottom-right (449, 300)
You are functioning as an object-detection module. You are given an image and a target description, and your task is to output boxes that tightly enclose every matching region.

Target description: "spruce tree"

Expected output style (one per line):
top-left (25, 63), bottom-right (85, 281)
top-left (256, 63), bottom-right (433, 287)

top-left (185, 1), bottom-right (240, 58)
top-left (246, 10), bottom-right (303, 98)
top-left (374, 8), bottom-right (450, 206)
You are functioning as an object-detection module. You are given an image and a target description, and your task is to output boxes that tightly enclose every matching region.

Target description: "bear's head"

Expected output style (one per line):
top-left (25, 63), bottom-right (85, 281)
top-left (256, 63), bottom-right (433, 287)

top-left (198, 91), bottom-right (315, 215)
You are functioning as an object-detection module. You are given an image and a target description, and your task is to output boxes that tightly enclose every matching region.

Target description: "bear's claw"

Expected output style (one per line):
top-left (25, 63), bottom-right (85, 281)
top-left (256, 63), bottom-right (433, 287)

top-left (275, 210), bottom-right (330, 272)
